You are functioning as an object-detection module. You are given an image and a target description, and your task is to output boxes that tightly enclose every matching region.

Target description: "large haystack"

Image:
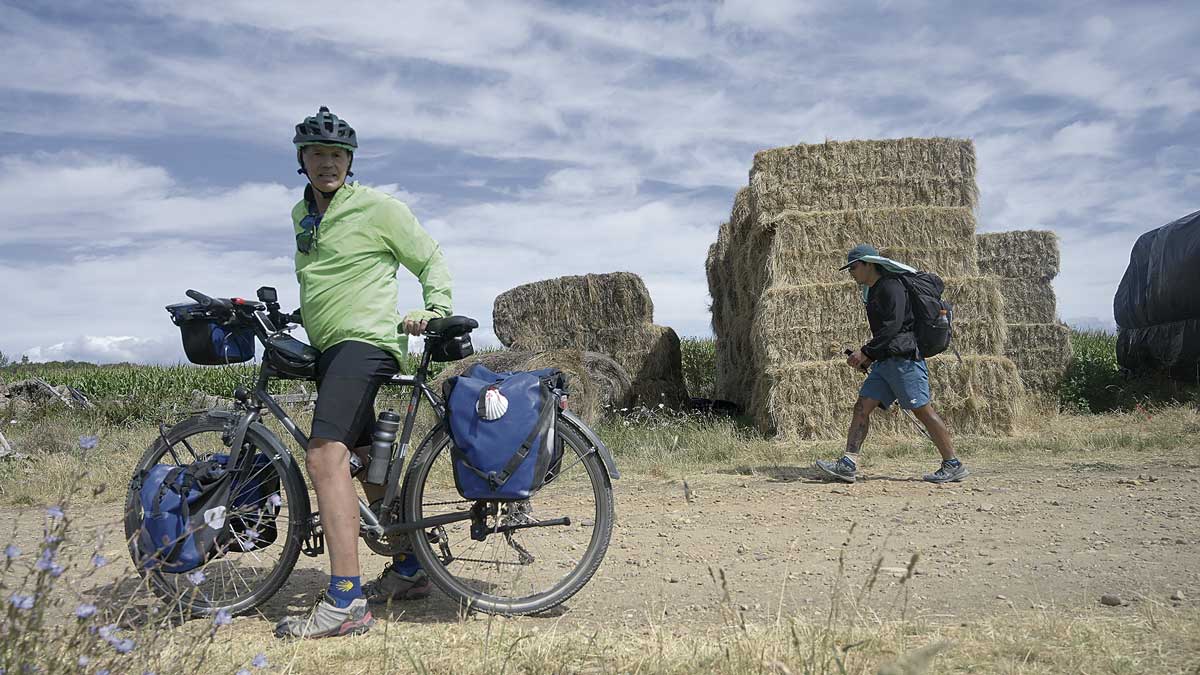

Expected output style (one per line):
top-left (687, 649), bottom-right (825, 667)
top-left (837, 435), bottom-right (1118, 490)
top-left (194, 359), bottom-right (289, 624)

top-left (493, 273), bottom-right (688, 407)
top-left (707, 138), bottom-right (1022, 439)
top-left (976, 231), bottom-right (1071, 395)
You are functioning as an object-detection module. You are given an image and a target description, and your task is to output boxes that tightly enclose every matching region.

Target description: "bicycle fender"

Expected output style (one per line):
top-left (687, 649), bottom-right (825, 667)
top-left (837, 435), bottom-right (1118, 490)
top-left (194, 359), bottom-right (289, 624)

top-left (204, 410), bottom-right (312, 514)
top-left (559, 410), bottom-right (620, 480)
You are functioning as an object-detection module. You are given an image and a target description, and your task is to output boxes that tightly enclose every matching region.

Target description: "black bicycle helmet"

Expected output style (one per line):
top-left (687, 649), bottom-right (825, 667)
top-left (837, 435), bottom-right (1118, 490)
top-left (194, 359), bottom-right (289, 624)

top-left (294, 106), bottom-right (357, 179)
top-left (293, 106), bottom-right (357, 149)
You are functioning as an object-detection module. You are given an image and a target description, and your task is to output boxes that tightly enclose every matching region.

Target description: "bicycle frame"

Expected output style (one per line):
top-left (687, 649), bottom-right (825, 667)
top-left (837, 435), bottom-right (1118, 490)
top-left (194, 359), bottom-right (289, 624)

top-left (219, 307), bottom-right (477, 547)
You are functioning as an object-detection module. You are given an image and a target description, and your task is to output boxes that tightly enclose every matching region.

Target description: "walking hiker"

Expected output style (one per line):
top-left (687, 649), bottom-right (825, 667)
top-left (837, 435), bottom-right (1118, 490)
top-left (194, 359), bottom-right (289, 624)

top-left (814, 244), bottom-right (968, 485)
top-left (274, 107), bottom-right (453, 638)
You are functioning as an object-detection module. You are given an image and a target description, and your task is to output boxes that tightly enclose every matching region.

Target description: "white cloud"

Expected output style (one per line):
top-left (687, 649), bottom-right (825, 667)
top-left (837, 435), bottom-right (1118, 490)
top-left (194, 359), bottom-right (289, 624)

top-left (1048, 121), bottom-right (1119, 157)
top-left (24, 336), bottom-right (178, 364)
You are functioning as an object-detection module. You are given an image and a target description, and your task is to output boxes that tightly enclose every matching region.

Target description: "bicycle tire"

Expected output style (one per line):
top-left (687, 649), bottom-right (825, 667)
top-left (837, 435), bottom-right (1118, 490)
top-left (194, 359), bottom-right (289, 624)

top-left (123, 413), bottom-right (308, 617)
top-left (403, 422), bottom-right (614, 615)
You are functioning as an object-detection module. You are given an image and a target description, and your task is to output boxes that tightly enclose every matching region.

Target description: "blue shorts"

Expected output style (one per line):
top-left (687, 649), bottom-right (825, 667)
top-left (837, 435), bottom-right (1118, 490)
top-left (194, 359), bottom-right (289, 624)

top-left (859, 357), bottom-right (930, 410)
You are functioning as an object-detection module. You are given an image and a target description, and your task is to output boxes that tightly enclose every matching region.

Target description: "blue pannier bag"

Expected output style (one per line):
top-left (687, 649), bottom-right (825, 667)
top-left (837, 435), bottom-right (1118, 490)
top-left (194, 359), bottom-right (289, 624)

top-left (136, 452), bottom-right (279, 573)
top-left (443, 364), bottom-right (566, 500)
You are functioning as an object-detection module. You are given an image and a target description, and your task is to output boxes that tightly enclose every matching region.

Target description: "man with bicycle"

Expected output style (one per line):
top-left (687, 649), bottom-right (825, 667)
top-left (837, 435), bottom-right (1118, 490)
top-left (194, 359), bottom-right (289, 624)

top-left (814, 244), bottom-right (968, 485)
top-left (275, 107), bottom-right (453, 639)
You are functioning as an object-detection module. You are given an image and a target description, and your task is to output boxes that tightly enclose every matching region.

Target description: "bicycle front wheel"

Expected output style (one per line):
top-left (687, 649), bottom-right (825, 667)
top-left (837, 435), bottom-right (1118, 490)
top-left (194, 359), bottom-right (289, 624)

top-left (403, 422), bottom-right (614, 615)
top-left (123, 413), bottom-right (308, 617)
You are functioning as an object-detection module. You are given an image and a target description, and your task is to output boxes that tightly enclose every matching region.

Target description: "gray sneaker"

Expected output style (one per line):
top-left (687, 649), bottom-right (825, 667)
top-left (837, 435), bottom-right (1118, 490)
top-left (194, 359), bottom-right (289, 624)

top-left (362, 565), bottom-right (432, 605)
top-left (274, 593), bottom-right (374, 639)
top-left (923, 460), bottom-right (970, 483)
top-left (815, 457), bottom-right (857, 484)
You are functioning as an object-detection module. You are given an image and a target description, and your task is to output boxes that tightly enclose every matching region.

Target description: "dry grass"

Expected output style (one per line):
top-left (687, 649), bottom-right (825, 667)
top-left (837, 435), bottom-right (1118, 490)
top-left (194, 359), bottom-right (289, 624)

top-left (997, 278), bottom-right (1057, 324)
top-left (753, 356), bottom-right (1023, 440)
top-left (493, 272), bottom-right (655, 347)
top-left (976, 230), bottom-right (1061, 281)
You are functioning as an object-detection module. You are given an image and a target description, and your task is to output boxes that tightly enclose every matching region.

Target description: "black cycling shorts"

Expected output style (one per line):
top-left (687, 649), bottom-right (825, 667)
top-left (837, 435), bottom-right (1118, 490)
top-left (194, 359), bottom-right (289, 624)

top-left (311, 340), bottom-right (400, 449)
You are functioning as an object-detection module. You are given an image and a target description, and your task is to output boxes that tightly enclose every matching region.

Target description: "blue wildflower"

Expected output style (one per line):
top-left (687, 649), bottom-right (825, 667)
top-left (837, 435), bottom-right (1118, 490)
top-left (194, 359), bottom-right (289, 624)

top-left (4, 544), bottom-right (18, 559)
top-left (46, 505), bottom-right (64, 520)
top-left (213, 608), bottom-right (232, 627)
top-left (43, 534), bottom-right (61, 546)
top-left (79, 435), bottom-right (99, 450)
top-left (236, 670), bottom-right (251, 675)
top-left (98, 623), bottom-right (118, 640)
top-left (98, 670), bottom-right (110, 675)
top-left (8, 593), bottom-right (34, 610)
top-left (77, 656), bottom-right (89, 667)
top-left (92, 553), bottom-right (109, 568)
top-left (112, 638), bottom-right (135, 654)
top-left (187, 570), bottom-right (205, 585)
top-left (251, 654), bottom-right (268, 668)
top-left (75, 603), bottom-right (97, 619)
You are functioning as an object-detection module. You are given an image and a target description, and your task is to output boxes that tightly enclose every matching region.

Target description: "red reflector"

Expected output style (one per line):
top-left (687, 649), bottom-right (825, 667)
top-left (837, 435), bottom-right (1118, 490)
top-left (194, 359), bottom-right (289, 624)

top-left (232, 297), bottom-right (246, 304)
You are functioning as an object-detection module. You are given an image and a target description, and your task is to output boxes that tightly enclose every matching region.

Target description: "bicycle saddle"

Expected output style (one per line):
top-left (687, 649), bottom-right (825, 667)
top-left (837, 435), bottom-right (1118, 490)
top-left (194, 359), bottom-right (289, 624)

top-left (424, 315), bottom-right (478, 338)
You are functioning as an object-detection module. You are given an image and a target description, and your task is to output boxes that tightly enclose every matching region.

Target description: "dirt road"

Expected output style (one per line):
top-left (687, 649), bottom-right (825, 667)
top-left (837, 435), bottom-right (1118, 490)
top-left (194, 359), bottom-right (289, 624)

top-left (3, 451), bottom-right (1197, 628)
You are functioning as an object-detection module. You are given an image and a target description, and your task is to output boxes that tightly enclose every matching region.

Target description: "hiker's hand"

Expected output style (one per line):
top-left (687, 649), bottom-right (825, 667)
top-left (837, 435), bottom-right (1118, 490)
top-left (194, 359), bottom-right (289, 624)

top-left (847, 350), bottom-right (871, 371)
top-left (403, 319), bottom-right (428, 336)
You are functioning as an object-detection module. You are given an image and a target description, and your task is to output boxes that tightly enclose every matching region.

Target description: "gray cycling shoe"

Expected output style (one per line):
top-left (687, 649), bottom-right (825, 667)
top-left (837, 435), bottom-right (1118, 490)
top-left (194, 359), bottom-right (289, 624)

top-left (815, 457), bottom-right (857, 484)
top-left (923, 460), bottom-right (970, 483)
top-left (274, 593), bottom-right (374, 639)
top-left (362, 565), bottom-right (432, 605)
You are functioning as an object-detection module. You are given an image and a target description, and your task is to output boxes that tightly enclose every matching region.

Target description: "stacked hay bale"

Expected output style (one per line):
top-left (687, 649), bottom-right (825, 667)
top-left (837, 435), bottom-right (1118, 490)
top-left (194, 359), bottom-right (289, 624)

top-left (976, 231), bottom-right (1072, 395)
top-left (493, 272), bottom-right (689, 408)
top-left (707, 138), bottom-right (1023, 440)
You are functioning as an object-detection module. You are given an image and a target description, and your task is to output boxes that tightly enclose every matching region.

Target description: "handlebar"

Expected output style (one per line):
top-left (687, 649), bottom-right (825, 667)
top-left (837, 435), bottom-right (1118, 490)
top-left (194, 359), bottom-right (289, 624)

top-left (186, 289), bottom-right (234, 313)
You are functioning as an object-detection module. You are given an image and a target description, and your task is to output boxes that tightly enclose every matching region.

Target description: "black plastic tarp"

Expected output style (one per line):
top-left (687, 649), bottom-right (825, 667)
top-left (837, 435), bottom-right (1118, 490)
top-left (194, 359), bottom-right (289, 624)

top-left (1117, 318), bottom-right (1200, 376)
top-left (1113, 209), bottom-right (1200, 329)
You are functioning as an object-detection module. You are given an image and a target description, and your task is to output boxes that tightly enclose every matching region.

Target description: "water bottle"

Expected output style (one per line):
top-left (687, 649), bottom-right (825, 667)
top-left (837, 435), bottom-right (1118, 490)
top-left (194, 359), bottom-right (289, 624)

top-left (935, 307), bottom-right (950, 327)
top-left (365, 411), bottom-right (401, 485)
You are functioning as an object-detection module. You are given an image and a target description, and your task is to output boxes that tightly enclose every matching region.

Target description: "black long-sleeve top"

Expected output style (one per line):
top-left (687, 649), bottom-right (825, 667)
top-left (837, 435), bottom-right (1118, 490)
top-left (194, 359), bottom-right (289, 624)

top-left (860, 275), bottom-right (919, 361)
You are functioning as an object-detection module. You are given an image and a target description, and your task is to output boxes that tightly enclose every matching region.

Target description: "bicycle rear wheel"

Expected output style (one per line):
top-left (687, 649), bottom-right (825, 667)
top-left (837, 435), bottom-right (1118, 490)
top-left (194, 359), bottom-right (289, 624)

top-left (123, 413), bottom-right (307, 617)
top-left (403, 422), bottom-right (614, 615)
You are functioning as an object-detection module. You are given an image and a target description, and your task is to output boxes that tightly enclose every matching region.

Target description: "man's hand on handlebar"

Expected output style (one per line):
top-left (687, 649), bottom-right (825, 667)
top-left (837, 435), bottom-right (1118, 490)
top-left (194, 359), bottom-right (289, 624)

top-left (403, 318), bottom-right (428, 336)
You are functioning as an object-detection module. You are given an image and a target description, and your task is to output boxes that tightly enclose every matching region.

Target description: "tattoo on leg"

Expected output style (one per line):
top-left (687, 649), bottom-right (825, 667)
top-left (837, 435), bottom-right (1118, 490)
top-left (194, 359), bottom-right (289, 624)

top-left (846, 415), bottom-right (870, 454)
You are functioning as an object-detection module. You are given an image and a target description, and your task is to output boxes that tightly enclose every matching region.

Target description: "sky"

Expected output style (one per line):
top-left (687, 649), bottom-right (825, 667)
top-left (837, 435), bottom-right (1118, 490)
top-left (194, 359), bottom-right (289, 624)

top-left (1, 0), bottom-right (1197, 364)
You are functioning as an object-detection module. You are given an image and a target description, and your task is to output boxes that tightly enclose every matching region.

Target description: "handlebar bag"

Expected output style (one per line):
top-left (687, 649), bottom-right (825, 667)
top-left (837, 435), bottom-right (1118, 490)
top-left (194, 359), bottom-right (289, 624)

top-left (166, 302), bottom-right (256, 366)
top-left (443, 363), bottom-right (564, 500)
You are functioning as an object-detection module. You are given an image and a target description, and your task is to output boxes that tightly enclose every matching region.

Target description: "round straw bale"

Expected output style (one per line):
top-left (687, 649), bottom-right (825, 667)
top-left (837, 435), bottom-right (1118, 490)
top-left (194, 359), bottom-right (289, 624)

top-left (493, 272), bottom-right (654, 348)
